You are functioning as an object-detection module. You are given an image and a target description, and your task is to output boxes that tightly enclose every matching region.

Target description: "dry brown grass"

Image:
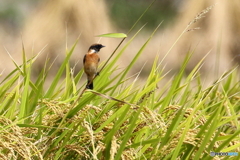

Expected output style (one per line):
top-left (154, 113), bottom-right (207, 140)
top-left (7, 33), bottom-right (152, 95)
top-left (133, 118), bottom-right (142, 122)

top-left (0, 117), bottom-right (43, 160)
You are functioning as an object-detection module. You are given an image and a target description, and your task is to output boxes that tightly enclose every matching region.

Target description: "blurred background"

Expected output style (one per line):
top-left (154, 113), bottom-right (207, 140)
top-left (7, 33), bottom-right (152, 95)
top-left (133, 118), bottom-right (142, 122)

top-left (0, 0), bottom-right (239, 83)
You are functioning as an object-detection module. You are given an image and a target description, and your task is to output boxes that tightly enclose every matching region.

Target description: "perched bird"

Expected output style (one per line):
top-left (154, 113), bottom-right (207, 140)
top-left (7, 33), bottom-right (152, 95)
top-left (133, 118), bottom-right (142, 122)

top-left (83, 43), bottom-right (105, 89)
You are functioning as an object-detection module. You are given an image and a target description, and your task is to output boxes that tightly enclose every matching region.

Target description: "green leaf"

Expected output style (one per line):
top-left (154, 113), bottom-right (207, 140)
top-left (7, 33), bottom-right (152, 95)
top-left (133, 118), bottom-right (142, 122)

top-left (96, 33), bottom-right (127, 38)
top-left (44, 38), bottom-right (79, 98)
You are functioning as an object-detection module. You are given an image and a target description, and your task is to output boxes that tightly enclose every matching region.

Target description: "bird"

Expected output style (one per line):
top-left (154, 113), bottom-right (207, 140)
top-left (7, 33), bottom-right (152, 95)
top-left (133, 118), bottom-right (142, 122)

top-left (83, 43), bottom-right (105, 89)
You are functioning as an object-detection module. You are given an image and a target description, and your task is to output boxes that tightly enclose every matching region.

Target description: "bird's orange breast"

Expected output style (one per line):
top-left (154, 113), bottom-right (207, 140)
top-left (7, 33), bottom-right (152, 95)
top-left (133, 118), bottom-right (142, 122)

top-left (84, 53), bottom-right (99, 66)
top-left (85, 53), bottom-right (99, 63)
top-left (84, 53), bottom-right (99, 75)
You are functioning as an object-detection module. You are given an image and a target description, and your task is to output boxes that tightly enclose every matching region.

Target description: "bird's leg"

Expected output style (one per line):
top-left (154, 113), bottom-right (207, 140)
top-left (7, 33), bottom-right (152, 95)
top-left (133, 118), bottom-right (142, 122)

top-left (86, 80), bottom-right (94, 89)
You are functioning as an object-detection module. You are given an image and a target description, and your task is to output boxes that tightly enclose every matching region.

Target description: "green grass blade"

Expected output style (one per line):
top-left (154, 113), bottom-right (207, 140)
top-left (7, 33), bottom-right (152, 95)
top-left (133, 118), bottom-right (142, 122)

top-left (97, 33), bottom-right (127, 38)
top-left (45, 39), bottom-right (78, 98)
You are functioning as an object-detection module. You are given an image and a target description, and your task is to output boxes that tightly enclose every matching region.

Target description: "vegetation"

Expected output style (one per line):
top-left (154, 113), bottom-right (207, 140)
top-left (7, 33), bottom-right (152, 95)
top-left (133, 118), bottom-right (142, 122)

top-left (0, 2), bottom-right (239, 160)
top-left (107, 0), bottom-right (177, 30)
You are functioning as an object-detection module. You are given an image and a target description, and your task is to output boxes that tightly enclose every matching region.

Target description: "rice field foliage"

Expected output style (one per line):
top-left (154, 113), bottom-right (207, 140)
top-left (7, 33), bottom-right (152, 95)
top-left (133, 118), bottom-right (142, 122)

top-left (0, 2), bottom-right (240, 159)
top-left (0, 28), bottom-right (239, 160)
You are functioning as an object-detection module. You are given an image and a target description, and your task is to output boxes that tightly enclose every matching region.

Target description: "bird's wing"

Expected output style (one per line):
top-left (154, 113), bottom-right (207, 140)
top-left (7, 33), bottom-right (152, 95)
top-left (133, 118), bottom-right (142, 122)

top-left (83, 54), bottom-right (86, 64)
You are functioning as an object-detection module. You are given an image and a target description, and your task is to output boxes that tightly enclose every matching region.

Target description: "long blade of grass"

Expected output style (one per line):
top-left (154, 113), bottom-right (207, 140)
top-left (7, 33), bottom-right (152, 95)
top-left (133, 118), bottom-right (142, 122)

top-left (45, 39), bottom-right (79, 98)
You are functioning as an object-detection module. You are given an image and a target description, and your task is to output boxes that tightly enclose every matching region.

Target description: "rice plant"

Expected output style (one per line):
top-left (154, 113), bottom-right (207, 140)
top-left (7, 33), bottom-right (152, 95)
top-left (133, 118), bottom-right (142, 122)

top-left (0, 2), bottom-right (239, 160)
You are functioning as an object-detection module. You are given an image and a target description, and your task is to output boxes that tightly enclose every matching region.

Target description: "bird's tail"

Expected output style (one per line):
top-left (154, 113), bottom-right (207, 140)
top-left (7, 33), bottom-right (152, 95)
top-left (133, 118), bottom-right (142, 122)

top-left (86, 80), bottom-right (94, 89)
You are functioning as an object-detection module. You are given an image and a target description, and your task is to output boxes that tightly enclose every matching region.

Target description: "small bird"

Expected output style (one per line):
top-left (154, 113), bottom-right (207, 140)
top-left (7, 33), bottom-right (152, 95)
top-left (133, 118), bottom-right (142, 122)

top-left (83, 43), bottom-right (105, 89)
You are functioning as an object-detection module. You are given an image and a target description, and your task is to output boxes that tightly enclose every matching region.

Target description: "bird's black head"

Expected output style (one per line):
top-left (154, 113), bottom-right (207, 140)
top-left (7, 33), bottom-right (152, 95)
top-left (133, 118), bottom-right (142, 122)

top-left (89, 43), bottom-right (105, 52)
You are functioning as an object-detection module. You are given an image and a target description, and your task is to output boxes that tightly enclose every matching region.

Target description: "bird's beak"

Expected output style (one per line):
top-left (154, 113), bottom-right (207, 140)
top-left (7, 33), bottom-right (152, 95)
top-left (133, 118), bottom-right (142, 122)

top-left (101, 45), bottom-right (106, 48)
